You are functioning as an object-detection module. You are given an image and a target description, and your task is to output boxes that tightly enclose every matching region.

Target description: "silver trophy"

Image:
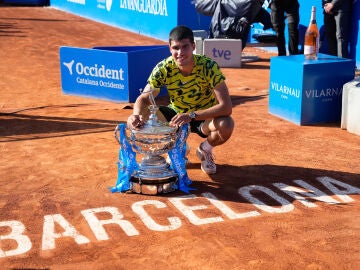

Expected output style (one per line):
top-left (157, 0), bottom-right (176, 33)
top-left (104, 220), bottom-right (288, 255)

top-left (115, 90), bottom-right (180, 195)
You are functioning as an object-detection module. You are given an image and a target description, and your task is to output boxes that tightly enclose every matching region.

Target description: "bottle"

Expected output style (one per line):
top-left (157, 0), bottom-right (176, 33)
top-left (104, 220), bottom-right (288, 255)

top-left (304, 6), bottom-right (320, 60)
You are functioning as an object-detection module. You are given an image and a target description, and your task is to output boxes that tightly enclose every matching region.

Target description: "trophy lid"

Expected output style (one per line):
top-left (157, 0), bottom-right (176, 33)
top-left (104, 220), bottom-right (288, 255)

top-left (132, 121), bottom-right (177, 135)
top-left (131, 89), bottom-right (178, 135)
top-left (132, 105), bottom-right (177, 135)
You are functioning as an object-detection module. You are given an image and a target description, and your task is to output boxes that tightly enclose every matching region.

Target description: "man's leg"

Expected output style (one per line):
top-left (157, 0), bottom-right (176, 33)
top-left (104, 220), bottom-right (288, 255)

top-left (201, 116), bottom-right (234, 147)
top-left (196, 116), bottom-right (234, 174)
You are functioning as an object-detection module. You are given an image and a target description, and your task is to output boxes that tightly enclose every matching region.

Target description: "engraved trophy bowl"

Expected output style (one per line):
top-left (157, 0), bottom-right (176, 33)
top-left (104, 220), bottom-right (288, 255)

top-left (126, 104), bottom-right (179, 195)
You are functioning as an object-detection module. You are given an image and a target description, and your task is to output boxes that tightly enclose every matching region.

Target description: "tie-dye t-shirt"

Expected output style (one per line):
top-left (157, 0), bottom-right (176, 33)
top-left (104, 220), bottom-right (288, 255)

top-left (147, 54), bottom-right (225, 113)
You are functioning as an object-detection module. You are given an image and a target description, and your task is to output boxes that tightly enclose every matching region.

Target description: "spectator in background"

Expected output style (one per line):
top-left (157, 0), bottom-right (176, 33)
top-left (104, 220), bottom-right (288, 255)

top-left (269, 0), bottom-right (300, 56)
top-left (208, 0), bottom-right (271, 50)
top-left (322, 0), bottom-right (353, 58)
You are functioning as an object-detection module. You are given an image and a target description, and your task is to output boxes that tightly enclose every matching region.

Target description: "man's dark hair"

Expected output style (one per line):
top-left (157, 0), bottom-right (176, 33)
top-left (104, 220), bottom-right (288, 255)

top-left (169, 25), bottom-right (194, 44)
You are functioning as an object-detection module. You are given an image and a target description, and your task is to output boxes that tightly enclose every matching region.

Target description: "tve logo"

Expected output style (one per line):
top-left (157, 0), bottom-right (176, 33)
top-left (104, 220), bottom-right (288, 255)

top-left (211, 48), bottom-right (232, 60)
top-left (203, 39), bottom-right (242, 68)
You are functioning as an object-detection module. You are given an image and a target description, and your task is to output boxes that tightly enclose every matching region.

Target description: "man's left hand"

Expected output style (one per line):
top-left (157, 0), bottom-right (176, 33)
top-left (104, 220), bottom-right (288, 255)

top-left (169, 113), bottom-right (192, 127)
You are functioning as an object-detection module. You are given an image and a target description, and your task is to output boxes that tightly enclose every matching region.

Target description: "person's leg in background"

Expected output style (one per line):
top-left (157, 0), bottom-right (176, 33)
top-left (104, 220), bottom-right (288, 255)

top-left (270, 1), bottom-right (287, 56)
top-left (287, 22), bottom-right (299, 55)
top-left (324, 12), bottom-right (338, 56)
top-left (286, 0), bottom-right (300, 55)
top-left (335, 11), bottom-right (351, 58)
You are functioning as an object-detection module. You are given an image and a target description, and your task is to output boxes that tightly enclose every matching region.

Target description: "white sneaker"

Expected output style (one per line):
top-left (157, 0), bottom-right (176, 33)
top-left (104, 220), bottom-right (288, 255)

top-left (196, 143), bottom-right (216, 174)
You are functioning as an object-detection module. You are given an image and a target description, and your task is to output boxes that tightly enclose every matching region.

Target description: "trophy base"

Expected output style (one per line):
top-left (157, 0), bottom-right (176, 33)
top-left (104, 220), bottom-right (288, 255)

top-left (130, 176), bottom-right (178, 195)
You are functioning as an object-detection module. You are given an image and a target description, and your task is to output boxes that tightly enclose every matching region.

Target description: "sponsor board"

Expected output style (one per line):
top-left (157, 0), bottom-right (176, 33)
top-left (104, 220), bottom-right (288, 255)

top-left (60, 45), bottom-right (170, 102)
top-left (202, 39), bottom-right (242, 68)
top-left (269, 54), bottom-right (355, 125)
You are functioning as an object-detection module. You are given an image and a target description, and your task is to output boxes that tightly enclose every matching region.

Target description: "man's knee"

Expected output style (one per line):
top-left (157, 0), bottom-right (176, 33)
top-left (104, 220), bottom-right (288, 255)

top-left (214, 116), bottom-right (234, 138)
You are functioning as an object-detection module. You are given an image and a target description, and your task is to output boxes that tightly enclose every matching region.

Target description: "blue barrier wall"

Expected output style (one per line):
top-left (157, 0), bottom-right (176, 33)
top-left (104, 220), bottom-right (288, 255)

top-left (50, 0), bottom-right (211, 42)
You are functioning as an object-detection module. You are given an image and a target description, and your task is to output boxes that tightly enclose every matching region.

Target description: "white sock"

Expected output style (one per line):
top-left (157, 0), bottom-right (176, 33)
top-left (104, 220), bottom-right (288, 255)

top-left (201, 140), bottom-right (213, 152)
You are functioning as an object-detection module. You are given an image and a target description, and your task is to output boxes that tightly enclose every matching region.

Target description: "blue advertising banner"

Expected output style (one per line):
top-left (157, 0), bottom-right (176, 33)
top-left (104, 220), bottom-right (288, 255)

top-left (50, 0), bottom-right (211, 42)
top-left (60, 45), bottom-right (169, 102)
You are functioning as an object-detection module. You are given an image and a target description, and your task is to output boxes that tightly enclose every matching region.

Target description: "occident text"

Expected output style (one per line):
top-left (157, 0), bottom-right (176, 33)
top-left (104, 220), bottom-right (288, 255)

top-left (75, 63), bottom-right (124, 81)
top-left (120, 0), bottom-right (168, 16)
top-left (76, 77), bottom-right (125, 89)
top-left (73, 62), bottom-right (126, 90)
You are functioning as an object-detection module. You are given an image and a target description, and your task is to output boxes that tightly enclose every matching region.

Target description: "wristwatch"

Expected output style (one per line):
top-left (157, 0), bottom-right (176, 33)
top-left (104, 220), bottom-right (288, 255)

top-left (189, 112), bottom-right (196, 121)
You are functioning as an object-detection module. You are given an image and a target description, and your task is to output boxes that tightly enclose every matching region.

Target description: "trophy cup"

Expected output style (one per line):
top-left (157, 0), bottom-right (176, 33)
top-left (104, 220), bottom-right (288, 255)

top-left (115, 90), bottom-right (183, 195)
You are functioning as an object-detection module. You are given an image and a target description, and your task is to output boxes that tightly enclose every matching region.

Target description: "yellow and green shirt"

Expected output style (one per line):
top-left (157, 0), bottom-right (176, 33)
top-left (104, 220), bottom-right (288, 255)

top-left (147, 54), bottom-right (226, 113)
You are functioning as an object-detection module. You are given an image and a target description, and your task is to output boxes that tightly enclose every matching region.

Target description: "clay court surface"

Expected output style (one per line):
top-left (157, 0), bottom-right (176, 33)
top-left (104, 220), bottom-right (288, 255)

top-left (1, 6), bottom-right (360, 270)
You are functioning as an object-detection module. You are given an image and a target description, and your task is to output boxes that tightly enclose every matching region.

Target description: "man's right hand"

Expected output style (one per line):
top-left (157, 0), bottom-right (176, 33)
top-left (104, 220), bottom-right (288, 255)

top-left (127, 114), bottom-right (144, 129)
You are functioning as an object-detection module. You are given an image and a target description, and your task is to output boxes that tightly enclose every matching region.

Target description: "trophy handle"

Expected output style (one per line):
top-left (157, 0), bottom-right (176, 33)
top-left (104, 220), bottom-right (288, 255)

top-left (114, 124), bottom-right (121, 144)
top-left (115, 124), bottom-right (136, 148)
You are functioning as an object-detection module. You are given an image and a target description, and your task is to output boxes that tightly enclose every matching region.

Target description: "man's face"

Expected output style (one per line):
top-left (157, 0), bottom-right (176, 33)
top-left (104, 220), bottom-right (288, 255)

top-left (169, 38), bottom-right (195, 68)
